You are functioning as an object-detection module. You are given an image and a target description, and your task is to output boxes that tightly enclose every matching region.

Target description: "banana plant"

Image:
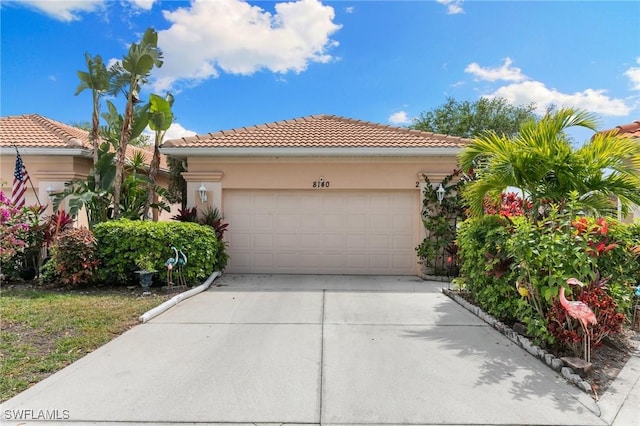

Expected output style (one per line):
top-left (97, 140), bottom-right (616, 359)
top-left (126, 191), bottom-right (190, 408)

top-left (142, 92), bottom-right (174, 219)
top-left (109, 27), bottom-right (163, 219)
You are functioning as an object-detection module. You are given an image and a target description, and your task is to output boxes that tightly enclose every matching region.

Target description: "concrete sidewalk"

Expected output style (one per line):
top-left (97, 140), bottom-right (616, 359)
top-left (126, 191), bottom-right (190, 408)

top-left (1, 274), bottom-right (635, 425)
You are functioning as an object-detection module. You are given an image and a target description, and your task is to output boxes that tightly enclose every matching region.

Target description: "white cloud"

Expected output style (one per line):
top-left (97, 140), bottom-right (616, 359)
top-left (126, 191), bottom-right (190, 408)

top-left (345, 6), bottom-right (354, 14)
top-left (437, 0), bottom-right (464, 15)
top-left (624, 57), bottom-right (640, 90)
top-left (153, 0), bottom-right (341, 92)
top-left (145, 122), bottom-right (197, 142)
top-left (13, 0), bottom-right (104, 21)
top-left (487, 81), bottom-right (631, 116)
top-left (465, 57), bottom-right (527, 82)
top-left (131, 0), bottom-right (156, 10)
top-left (389, 111), bottom-right (410, 125)
top-left (106, 57), bottom-right (120, 70)
top-left (164, 123), bottom-right (197, 140)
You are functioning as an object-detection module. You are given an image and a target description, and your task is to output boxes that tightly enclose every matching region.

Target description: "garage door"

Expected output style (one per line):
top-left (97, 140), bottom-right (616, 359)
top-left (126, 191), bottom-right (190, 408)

top-left (224, 190), bottom-right (419, 275)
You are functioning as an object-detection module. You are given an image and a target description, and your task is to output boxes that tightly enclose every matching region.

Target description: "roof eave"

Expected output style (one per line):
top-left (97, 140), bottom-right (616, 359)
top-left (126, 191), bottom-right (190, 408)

top-left (160, 147), bottom-right (463, 157)
top-left (0, 147), bottom-right (93, 157)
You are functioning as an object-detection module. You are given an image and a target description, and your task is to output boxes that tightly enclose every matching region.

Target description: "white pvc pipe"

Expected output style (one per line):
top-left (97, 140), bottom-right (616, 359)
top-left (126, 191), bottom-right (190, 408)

top-left (138, 271), bottom-right (221, 323)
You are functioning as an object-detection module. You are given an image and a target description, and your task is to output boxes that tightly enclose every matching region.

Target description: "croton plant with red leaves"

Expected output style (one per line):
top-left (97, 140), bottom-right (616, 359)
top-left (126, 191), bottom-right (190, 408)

top-left (572, 217), bottom-right (618, 257)
top-left (483, 192), bottom-right (532, 218)
top-left (547, 276), bottom-right (626, 357)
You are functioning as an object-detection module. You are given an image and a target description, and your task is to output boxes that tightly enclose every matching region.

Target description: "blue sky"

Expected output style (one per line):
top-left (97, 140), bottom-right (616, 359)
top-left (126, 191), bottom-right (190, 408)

top-left (1, 0), bottom-right (639, 142)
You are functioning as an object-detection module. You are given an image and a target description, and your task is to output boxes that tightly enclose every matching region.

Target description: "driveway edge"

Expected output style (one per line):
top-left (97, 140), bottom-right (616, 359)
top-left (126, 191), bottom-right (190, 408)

top-left (138, 271), bottom-right (222, 323)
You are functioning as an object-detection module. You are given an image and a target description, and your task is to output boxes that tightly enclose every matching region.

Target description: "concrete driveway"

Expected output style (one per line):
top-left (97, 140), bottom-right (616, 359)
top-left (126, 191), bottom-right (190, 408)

top-left (1, 274), bottom-right (613, 425)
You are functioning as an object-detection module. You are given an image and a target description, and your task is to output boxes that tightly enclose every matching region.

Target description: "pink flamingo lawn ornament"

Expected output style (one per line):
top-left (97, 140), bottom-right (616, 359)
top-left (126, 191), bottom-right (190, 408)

top-left (560, 278), bottom-right (597, 363)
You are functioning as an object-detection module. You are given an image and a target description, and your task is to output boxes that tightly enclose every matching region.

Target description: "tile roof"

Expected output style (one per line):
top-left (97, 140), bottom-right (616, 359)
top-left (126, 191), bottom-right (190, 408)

top-left (604, 120), bottom-right (640, 138)
top-left (0, 113), bottom-right (92, 149)
top-left (599, 120), bottom-right (640, 139)
top-left (163, 114), bottom-right (471, 149)
top-left (0, 114), bottom-right (168, 171)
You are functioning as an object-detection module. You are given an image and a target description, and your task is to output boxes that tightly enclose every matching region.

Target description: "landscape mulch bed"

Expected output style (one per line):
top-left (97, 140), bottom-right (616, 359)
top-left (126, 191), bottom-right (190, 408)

top-left (453, 289), bottom-right (640, 397)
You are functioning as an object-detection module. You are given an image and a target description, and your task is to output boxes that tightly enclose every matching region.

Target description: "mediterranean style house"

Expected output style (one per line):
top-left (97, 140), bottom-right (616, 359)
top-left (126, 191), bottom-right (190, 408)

top-left (602, 120), bottom-right (640, 222)
top-left (161, 114), bottom-right (470, 276)
top-left (0, 114), bottom-right (178, 225)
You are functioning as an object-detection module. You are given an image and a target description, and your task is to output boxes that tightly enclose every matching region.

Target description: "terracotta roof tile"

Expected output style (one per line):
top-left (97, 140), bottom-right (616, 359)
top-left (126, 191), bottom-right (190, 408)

top-left (0, 113), bottom-right (93, 149)
top-left (163, 114), bottom-right (471, 149)
top-left (601, 120), bottom-right (640, 138)
top-left (1, 114), bottom-right (169, 171)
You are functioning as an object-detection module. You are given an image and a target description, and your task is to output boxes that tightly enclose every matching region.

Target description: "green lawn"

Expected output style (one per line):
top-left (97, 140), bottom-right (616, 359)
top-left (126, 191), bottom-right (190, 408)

top-left (0, 287), bottom-right (169, 402)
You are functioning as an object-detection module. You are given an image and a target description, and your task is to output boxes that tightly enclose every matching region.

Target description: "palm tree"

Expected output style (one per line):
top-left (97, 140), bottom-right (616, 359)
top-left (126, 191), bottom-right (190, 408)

top-left (459, 108), bottom-right (640, 217)
top-left (75, 53), bottom-right (109, 183)
top-left (109, 27), bottom-right (163, 219)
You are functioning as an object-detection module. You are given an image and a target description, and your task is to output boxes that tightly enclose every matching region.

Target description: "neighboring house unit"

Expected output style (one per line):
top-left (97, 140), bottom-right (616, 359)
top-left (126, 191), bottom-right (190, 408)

top-left (161, 114), bottom-right (470, 276)
top-left (0, 114), bottom-right (177, 224)
top-left (602, 120), bottom-right (640, 222)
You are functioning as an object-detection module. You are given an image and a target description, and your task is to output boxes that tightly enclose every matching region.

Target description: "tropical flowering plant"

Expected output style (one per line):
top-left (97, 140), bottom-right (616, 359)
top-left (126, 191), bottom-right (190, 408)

top-left (483, 191), bottom-right (532, 218)
top-left (47, 227), bottom-right (100, 287)
top-left (0, 192), bottom-right (30, 266)
top-left (1, 191), bottom-right (75, 281)
top-left (572, 217), bottom-right (617, 257)
top-left (547, 275), bottom-right (626, 357)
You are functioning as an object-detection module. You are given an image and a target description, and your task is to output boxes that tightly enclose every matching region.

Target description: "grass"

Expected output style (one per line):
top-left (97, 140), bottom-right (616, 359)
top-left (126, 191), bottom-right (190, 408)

top-left (0, 286), bottom-right (169, 402)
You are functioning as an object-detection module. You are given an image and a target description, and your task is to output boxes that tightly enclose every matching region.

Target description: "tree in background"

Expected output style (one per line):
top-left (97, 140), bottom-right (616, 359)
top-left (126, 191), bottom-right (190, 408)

top-left (167, 157), bottom-right (187, 209)
top-left (411, 97), bottom-right (537, 138)
top-left (108, 27), bottom-right (163, 219)
top-left (69, 121), bottom-right (151, 147)
top-left (458, 108), bottom-right (640, 218)
top-left (143, 93), bottom-right (174, 219)
top-left (74, 53), bottom-right (109, 184)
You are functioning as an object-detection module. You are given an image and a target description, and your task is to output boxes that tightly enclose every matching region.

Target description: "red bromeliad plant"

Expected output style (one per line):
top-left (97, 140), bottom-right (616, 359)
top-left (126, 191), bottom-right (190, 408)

top-left (171, 207), bottom-right (199, 223)
top-left (44, 209), bottom-right (74, 248)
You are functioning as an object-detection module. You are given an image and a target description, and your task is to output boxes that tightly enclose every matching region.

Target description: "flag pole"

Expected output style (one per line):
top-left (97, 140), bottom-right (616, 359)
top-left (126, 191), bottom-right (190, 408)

top-left (13, 144), bottom-right (43, 208)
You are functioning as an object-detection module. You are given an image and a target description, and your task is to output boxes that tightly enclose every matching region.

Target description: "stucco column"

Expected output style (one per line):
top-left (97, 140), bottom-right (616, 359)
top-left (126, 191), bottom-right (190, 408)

top-left (182, 172), bottom-right (224, 212)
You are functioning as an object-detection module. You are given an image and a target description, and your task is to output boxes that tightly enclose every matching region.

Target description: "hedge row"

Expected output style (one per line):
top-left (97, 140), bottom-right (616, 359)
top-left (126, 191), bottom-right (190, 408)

top-left (93, 219), bottom-right (228, 286)
top-left (456, 213), bottom-right (639, 346)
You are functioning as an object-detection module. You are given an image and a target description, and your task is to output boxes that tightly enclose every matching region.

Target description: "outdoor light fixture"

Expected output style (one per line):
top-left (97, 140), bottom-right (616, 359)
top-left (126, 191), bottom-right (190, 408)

top-left (46, 185), bottom-right (54, 202)
top-left (436, 184), bottom-right (446, 204)
top-left (198, 183), bottom-right (208, 203)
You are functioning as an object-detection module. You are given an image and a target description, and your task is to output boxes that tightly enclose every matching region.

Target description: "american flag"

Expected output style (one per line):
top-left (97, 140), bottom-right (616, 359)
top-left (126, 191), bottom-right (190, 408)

top-left (12, 152), bottom-right (29, 208)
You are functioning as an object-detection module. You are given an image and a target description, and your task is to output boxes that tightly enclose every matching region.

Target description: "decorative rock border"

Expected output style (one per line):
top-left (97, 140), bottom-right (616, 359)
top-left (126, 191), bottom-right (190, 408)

top-left (443, 288), bottom-right (593, 395)
top-left (421, 274), bottom-right (453, 282)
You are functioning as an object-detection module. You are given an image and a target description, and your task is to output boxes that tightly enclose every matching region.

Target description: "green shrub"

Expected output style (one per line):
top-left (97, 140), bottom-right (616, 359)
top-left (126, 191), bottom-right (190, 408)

top-left (456, 215), bottom-right (520, 322)
top-left (43, 227), bottom-right (100, 287)
top-left (508, 210), bottom-right (597, 304)
top-left (93, 219), bottom-right (227, 286)
top-left (602, 221), bottom-right (640, 315)
top-left (458, 207), bottom-right (640, 346)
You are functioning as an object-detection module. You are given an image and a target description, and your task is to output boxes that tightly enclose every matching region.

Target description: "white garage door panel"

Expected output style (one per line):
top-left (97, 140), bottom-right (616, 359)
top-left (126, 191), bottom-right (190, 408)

top-left (225, 190), bottom-right (419, 275)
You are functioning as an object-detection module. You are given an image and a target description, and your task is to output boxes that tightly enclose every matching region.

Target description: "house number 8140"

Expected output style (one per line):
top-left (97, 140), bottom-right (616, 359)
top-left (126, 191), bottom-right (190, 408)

top-left (313, 178), bottom-right (330, 188)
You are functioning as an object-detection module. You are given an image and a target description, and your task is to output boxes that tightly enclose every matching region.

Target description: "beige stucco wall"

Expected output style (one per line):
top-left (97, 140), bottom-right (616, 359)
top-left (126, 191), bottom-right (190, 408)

top-left (1, 153), bottom-right (178, 224)
top-left (1, 154), bottom-right (92, 216)
top-left (183, 155), bottom-right (458, 211)
top-left (179, 154), bottom-right (460, 276)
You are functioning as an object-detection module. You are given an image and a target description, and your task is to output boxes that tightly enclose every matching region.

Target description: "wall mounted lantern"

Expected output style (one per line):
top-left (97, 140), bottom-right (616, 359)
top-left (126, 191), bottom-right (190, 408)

top-left (198, 183), bottom-right (208, 203)
top-left (436, 184), bottom-right (446, 204)
top-left (46, 185), bottom-right (55, 202)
